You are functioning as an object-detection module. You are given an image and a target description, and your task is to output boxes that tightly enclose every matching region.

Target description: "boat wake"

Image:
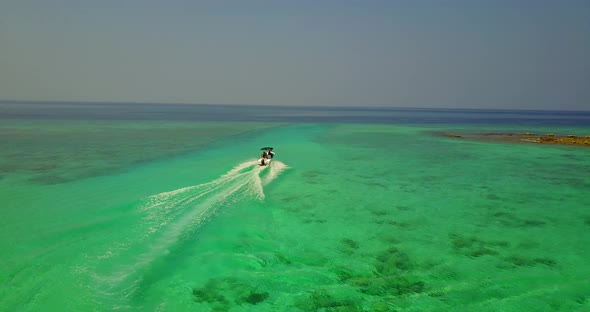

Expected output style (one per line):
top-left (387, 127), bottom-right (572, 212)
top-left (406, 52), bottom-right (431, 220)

top-left (87, 160), bottom-right (288, 308)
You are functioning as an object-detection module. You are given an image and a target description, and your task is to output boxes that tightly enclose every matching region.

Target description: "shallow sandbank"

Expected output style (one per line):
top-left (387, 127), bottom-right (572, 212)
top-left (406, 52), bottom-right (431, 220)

top-left (443, 132), bottom-right (590, 147)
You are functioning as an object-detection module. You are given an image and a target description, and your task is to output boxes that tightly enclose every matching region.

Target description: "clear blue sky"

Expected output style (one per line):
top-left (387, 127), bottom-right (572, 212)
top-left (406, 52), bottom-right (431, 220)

top-left (1, 0), bottom-right (589, 110)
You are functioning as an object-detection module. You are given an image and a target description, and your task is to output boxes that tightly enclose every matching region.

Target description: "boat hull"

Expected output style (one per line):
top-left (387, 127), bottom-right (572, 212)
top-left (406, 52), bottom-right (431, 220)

top-left (258, 158), bottom-right (271, 166)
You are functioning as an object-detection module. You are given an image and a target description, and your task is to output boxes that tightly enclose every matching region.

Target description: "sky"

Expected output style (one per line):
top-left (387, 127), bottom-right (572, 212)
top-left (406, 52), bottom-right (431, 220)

top-left (1, 0), bottom-right (589, 110)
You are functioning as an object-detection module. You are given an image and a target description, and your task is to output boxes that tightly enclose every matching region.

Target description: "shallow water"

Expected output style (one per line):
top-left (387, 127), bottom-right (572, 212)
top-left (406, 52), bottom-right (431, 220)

top-left (1, 104), bottom-right (589, 311)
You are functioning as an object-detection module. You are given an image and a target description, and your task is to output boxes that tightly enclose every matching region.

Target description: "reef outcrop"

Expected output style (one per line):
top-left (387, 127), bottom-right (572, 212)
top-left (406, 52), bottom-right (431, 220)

top-left (445, 132), bottom-right (590, 147)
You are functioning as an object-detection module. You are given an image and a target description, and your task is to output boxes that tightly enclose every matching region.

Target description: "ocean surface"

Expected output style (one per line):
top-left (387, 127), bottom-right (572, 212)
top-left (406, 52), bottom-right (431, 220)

top-left (1, 102), bottom-right (589, 311)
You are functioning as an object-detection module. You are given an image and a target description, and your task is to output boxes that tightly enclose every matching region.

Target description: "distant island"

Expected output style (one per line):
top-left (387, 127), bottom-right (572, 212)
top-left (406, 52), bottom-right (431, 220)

top-left (445, 132), bottom-right (590, 147)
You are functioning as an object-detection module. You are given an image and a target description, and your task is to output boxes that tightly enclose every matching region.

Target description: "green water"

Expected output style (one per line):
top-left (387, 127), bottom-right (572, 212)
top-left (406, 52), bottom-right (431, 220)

top-left (1, 121), bottom-right (589, 311)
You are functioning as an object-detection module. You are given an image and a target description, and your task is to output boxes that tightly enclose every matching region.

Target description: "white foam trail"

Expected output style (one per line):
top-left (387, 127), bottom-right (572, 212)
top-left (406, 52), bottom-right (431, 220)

top-left (91, 159), bottom-right (288, 306)
top-left (263, 160), bottom-right (288, 186)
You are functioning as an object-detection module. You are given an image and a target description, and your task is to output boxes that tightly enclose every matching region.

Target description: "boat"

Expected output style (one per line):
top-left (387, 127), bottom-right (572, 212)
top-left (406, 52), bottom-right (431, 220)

top-left (258, 147), bottom-right (274, 166)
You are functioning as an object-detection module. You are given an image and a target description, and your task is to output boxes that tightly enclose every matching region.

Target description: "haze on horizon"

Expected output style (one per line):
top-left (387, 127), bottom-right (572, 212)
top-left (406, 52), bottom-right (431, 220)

top-left (1, 0), bottom-right (589, 111)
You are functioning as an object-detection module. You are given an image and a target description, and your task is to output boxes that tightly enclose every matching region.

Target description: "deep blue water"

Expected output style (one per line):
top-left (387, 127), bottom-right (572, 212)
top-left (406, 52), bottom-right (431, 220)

top-left (1, 101), bottom-right (590, 125)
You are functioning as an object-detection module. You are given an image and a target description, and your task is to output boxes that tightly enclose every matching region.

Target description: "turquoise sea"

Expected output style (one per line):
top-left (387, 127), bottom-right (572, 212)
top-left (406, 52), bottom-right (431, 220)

top-left (1, 102), bottom-right (589, 311)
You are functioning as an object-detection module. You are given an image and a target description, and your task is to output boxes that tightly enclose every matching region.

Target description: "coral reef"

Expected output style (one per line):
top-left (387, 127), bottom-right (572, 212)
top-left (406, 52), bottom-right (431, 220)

top-left (503, 255), bottom-right (557, 268)
top-left (335, 246), bottom-right (427, 300)
top-left (338, 238), bottom-right (361, 255)
top-left (295, 289), bottom-right (360, 311)
top-left (492, 211), bottom-right (547, 228)
top-left (449, 233), bottom-right (509, 258)
top-left (192, 277), bottom-right (271, 310)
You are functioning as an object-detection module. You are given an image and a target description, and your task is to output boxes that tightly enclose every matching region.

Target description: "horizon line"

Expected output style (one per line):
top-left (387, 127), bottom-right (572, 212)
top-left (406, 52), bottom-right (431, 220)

top-left (1, 99), bottom-right (588, 113)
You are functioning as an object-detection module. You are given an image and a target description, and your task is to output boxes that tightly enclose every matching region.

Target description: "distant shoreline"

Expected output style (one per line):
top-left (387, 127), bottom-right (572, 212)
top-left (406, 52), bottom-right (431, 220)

top-left (444, 132), bottom-right (590, 147)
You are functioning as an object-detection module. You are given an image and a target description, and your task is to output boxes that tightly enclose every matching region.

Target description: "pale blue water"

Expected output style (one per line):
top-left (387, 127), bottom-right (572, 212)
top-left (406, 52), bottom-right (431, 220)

top-left (1, 102), bottom-right (589, 311)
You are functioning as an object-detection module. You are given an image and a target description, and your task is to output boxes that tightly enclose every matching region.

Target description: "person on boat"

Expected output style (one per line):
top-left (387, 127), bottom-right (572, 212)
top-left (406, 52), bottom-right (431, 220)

top-left (261, 151), bottom-right (268, 159)
top-left (267, 149), bottom-right (275, 159)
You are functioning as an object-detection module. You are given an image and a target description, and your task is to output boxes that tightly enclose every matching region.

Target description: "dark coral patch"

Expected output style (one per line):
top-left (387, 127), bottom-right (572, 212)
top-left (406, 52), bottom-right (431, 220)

top-left (533, 258), bottom-right (557, 267)
top-left (341, 239), bottom-right (360, 249)
top-left (387, 220), bottom-right (412, 228)
top-left (492, 211), bottom-right (546, 228)
top-left (522, 219), bottom-right (546, 227)
top-left (356, 276), bottom-right (425, 296)
top-left (375, 248), bottom-right (414, 274)
top-left (280, 196), bottom-right (299, 203)
top-left (302, 170), bottom-right (321, 178)
top-left (275, 253), bottom-right (292, 265)
top-left (338, 238), bottom-right (361, 255)
top-left (575, 295), bottom-right (588, 305)
top-left (295, 289), bottom-right (360, 312)
top-left (505, 255), bottom-right (534, 267)
top-left (378, 235), bottom-right (400, 244)
top-left (371, 209), bottom-right (389, 216)
top-left (369, 300), bottom-right (397, 312)
top-left (192, 278), bottom-right (271, 310)
top-left (239, 291), bottom-right (270, 305)
top-left (28, 174), bottom-right (71, 185)
top-left (467, 247), bottom-right (498, 258)
top-left (504, 255), bottom-right (557, 267)
top-left (396, 205), bottom-right (413, 211)
top-left (192, 286), bottom-right (228, 305)
top-left (487, 194), bottom-right (501, 200)
top-left (335, 245), bottom-right (427, 299)
top-left (449, 233), bottom-right (509, 258)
